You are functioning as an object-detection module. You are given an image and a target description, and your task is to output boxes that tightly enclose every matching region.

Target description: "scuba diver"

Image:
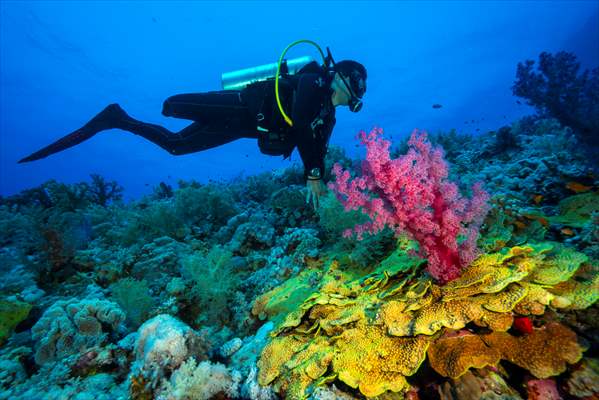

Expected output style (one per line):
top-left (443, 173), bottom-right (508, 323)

top-left (18, 41), bottom-right (367, 209)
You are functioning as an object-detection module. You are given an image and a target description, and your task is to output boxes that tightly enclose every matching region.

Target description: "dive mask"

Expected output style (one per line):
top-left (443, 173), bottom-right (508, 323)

top-left (339, 69), bottom-right (366, 113)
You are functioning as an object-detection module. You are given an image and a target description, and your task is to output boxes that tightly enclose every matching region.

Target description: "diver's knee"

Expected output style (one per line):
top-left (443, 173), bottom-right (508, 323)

top-left (162, 99), bottom-right (173, 117)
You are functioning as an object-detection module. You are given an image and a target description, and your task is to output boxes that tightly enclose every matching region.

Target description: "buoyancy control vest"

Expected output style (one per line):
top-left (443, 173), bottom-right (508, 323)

top-left (240, 62), bottom-right (332, 157)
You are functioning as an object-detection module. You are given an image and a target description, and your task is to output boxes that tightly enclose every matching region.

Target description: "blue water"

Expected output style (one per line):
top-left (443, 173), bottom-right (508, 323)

top-left (1, 0), bottom-right (597, 199)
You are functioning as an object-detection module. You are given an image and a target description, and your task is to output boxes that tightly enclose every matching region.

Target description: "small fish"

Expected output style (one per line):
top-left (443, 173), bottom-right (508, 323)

top-left (561, 228), bottom-right (575, 236)
top-left (516, 100), bottom-right (522, 105)
top-left (432, 104), bottom-right (443, 109)
top-left (565, 181), bottom-right (593, 193)
top-left (522, 213), bottom-right (549, 227)
top-left (532, 194), bottom-right (543, 204)
top-left (514, 220), bottom-right (527, 230)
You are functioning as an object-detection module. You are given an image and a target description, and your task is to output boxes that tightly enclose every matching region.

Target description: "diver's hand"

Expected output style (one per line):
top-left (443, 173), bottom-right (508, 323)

top-left (306, 179), bottom-right (327, 209)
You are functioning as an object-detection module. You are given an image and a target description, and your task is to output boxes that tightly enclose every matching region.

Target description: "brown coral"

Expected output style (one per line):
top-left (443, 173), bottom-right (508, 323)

top-left (428, 322), bottom-right (585, 380)
top-left (483, 322), bottom-right (584, 379)
top-left (427, 332), bottom-right (500, 379)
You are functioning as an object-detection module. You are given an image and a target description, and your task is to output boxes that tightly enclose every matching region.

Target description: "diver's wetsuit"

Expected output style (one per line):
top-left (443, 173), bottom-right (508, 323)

top-left (19, 62), bottom-right (336, 178)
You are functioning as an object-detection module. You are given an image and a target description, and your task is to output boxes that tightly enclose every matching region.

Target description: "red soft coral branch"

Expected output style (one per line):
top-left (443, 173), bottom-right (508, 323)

top-left (329, 128), bottom-right (490, 284)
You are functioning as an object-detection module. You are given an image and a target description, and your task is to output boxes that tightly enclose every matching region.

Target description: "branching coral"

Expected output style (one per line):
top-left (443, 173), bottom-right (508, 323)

top-left (88, 174), bottom-right (124, 206)
top-left (512, 51), bottom-right (599, 147)
top-left (181, 245), bottom-right (242, 327)
top-left (329, 128), bottom-right (490, 284)
top-left (110, 278), bottom-right (155, 328)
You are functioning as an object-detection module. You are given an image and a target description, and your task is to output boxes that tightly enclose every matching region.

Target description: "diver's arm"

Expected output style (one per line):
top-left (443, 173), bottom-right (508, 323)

top-left (291, 73), bottom-right (327, 180)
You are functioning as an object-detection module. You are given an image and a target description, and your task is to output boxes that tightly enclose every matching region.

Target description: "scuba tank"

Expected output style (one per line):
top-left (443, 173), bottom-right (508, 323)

top-left (220, 40), bottom-right (333, 127)
top-left (220, 40), bottom-right (339, 157)
top-left (221, 55), bottom-right (315, 91)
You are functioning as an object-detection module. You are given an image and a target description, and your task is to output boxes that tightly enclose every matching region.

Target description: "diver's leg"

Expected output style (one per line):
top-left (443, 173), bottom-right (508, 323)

top-left (127, 104), bottom-right (259, 155)
top-left (147, 120), bottom-right (257, 155)
top-left (161, 91), bottom-right (248, 122)
top-left (110, 91), bottom-right (258, 154)
top-left (18, 97), bottom-right (258, 162)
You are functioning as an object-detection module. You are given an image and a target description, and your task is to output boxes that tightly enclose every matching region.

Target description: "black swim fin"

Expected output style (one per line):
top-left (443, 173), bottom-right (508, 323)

top-left (18, 103), bottom-right (126, 163)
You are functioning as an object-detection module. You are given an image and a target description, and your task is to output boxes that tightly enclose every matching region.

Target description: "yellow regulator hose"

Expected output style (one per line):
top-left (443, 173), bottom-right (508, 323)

top-left (275, 40), bottom-right (327, 127)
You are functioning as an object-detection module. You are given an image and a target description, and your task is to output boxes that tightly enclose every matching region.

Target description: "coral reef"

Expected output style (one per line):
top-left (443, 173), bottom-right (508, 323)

top-left (1, 52), bottom-right (598, 398)
top-left (428, 322), bottom-right (583, 379)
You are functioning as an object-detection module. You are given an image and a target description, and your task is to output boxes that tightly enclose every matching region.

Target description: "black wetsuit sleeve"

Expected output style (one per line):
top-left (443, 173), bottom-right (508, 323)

top-left (291, 73), bottom-right (328, 179)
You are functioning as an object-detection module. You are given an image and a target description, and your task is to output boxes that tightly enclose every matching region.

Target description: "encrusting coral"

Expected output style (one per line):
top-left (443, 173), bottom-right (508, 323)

top-left (31, 297), bottom-right (125, 366)
top-left (255, 241), bottom-right (597, 398)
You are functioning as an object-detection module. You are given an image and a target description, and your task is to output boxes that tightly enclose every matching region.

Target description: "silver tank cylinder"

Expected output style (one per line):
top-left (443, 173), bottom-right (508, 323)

top-left (221, 55), bottom-right (315, 90)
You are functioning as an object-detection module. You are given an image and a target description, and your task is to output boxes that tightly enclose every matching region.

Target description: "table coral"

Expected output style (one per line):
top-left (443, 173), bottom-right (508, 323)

top-left (428, 333), bottom-right (501, 379)
top-left (332, 325), bottom-right (430, 397)
top-left (254, 241), bottom-right (596, 398)
top-left (428, 322), bottom-right (584, 379)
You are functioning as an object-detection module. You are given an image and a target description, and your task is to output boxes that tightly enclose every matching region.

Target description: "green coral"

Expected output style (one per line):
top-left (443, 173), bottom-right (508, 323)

top-left (181, 245), bottom-right (242, 327)
top-left (549, 192), bottom-right (599, 228)
top-left (174, 185), bottom-right (238, 227)
top-left (528, 243), bottom-right (588, 285)
top-left (317, 192), bottom-right (368, 238)
top-left (110, 278), bottom-right (155, 328)
top-left (0, 299), bottom-right (32, 344)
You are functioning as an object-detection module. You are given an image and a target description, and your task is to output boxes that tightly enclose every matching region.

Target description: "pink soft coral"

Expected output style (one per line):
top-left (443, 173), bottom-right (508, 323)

top-left (329, 128), bottom-right (490, 284)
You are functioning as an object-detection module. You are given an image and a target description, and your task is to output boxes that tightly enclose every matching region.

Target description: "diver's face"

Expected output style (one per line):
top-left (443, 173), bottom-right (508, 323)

top-left (333, 73), bottom-right (352, 106)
